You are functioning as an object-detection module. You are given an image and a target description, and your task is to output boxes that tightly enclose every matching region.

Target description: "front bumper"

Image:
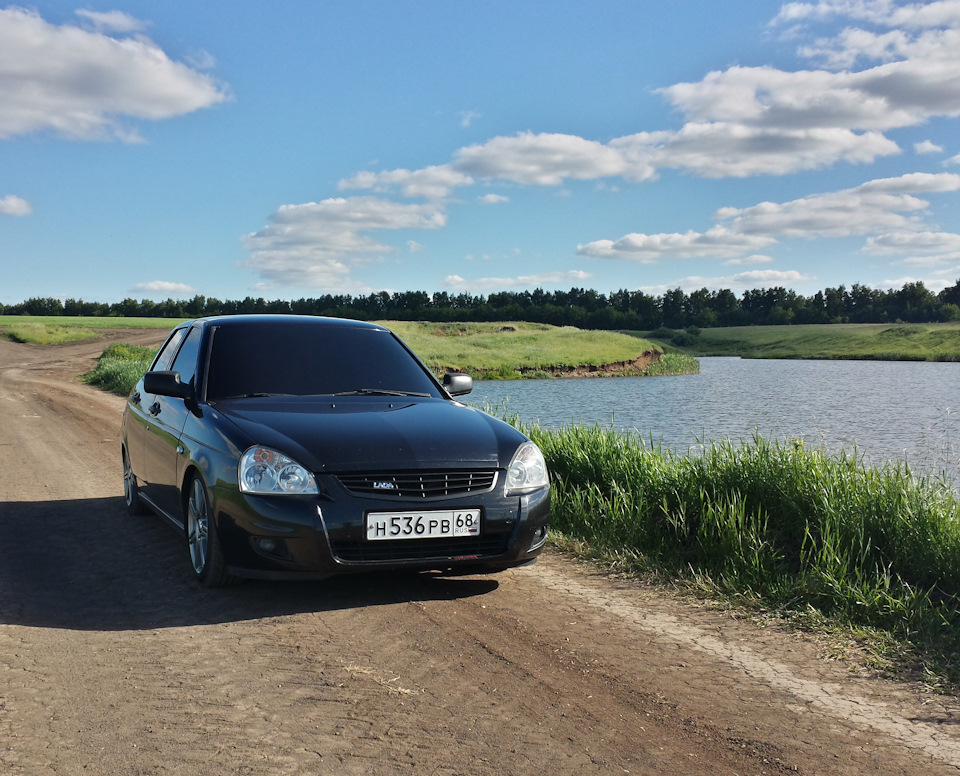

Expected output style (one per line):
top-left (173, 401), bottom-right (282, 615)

top-left (211, 476), bottom-right (550, 579)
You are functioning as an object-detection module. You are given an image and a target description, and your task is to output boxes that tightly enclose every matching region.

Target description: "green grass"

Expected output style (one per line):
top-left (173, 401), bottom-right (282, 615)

top-left (82, 343), bottom-right (157, 395)
top-left (522, 420), bottom-right (960, 688)
top-left (1, 322), bottom-right (106, 345)
top-left (646, 322), bottom-right (960, 361)
top-left (383, 321), bottom-right (689, 379)
top-left (0, 315), bottom-right (185, 331)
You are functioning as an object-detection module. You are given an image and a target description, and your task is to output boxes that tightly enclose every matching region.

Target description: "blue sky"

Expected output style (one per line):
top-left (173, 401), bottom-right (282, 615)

top-left (2, 0), bottom-right (959, 306)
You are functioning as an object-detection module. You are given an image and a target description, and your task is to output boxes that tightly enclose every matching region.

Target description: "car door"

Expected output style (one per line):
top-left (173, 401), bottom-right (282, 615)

top-left (141, 326), bottom-right (202, 520)
top-left (125, 326), bottom-right (188, 493)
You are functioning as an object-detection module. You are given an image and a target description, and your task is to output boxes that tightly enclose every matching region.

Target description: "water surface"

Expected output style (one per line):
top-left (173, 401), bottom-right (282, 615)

top-left (471, 358), bottom-right (959, 478)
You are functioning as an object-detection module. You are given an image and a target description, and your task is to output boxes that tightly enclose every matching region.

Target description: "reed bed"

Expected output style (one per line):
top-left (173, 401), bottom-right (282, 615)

top-left (525, 421), bottom-right (960, 685)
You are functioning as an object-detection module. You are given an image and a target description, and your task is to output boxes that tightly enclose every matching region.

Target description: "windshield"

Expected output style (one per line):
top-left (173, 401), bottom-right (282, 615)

top-left (204, 323), bottom-right (443, 401)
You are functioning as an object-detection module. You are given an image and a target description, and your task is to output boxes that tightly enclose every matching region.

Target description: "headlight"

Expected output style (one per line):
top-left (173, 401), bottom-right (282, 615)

top-left (505, 441), bottom-right (549, 494)
top-left (239, 446), bottom-right (318, 495)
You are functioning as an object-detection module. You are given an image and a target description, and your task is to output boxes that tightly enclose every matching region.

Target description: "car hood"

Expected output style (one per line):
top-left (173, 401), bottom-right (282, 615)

top-left (216, 397), bottom-right (522, 472)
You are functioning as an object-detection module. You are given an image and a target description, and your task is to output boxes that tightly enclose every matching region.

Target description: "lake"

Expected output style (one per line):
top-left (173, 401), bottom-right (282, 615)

top-left (471, 358), bottom-right (960, 481)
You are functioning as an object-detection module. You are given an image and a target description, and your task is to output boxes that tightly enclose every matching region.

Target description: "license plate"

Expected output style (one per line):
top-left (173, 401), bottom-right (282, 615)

top-left (366, 509), bottom-right (481, 541)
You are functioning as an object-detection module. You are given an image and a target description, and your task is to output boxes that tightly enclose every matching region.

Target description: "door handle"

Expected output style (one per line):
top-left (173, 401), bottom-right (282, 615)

top-left (149, 402), bottom-right (161, 416)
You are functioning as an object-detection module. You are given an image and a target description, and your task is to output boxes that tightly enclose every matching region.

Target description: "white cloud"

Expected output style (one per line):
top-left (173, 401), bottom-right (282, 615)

top-left (478, 193), bottom-right (509, 204)
top-left (338, 165), bottom-right (472, 200)
top-left (901, 251), bottom-right (960, 266)
top-left (444, 270), bottom-right (593, 292)
top-left (946, 152), bottom-right (960, 165)
top-left (914, 139), bottom-right (944, 154)
top-left (458, 110), bottom-right (481, 128)
top-left (725, 254), bottom-right (774, 266)
top-left (656, 123), bottom-right (899, 178)
top-left (0, 195), bottom-right (32, 216)
top-left (453, 132), bottom-right (645, 185)
top-left (577, 227), bottom-right (776, 261)
top-left (864, 230), bottom-right (960, 254)
top-left (243, 196), bottom-right (446, 290)
top-left (0, 7), bottom-right (229, 141)
top-left (131, 281), bottom-right (196, 296)
top-left (716, 172), bottom-right (960, 237)
top-left (75, 9), bottom-right (148, 34)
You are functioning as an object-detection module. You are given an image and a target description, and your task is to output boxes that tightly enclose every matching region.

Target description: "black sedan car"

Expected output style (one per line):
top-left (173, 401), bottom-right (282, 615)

top-left (121, 315), bottom-right (550, 586)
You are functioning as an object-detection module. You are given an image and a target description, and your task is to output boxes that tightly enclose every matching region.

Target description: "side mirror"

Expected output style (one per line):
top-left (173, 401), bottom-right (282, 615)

top-left (144, 370), bottom-right (193, 400)
top-left (443, 372), bottom-right (473, 397)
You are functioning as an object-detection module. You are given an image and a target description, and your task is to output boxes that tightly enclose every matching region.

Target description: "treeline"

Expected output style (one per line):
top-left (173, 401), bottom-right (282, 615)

top-left (4, 279), bottom-right (960, 330)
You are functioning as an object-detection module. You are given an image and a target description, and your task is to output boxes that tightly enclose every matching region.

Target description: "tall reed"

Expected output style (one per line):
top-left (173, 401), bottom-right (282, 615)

top-left (526, 422), bottom-right (960, 679)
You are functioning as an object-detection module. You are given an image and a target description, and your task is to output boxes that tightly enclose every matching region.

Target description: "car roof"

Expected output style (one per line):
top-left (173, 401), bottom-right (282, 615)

top-left (182, 314), bottom-right (389, 332)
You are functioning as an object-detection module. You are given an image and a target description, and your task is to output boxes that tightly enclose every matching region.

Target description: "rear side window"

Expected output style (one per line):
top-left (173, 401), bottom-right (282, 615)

top-left (170, 327), bottom-right (202, 387)
top-left (205, 324), bottom-right (442, 400)
top-left (151, 328), bottom-right (188, 372)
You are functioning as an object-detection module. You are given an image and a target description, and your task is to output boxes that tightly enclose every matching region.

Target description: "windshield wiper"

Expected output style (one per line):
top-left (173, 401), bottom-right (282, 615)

top-left (218, 392), bottom-right (294, 399)
top-left (331, 388), bottom-right (431, 397)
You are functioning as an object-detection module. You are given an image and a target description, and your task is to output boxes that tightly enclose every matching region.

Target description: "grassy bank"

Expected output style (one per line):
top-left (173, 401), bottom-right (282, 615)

top-left (525, 421), bottom-right (960, 689)
top-left (383, 321), bottom-right (695, 379)
top-left (72, 319), bottom-right (698, 396)
top-left (640, 322), bottom-right (960, 361)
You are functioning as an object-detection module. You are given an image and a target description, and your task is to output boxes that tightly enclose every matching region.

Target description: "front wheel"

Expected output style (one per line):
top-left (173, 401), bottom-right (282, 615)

top-left (185, 475), bottom-right (238, 587)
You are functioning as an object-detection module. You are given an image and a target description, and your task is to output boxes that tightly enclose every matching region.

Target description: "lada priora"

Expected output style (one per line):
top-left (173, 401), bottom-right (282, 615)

top-left (121, 315), bottom-right (550, 586)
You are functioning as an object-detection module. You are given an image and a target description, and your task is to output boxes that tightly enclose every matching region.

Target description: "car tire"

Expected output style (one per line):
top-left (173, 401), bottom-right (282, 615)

top-left (185, 475), bottom-right (238, 588)
top-left (122, 448), bottom-right (149, 516)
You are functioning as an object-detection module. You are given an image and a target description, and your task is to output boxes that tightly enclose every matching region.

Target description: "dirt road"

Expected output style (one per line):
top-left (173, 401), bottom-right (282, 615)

top-left (1, 333), bottom-right (958, 776)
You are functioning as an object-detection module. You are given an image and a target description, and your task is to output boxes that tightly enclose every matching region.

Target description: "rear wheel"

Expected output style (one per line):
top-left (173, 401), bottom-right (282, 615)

top-left (185, 475), bottom-right (238, 587)
top-left (122, 448), bottom-right (148, 516)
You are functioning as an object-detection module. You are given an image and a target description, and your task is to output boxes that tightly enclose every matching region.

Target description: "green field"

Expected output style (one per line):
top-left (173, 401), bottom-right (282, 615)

top-left (0, 316), bottom-right (181, 345)
top-left (642, 322), bottom-right (960, 361)
top-left (4, 316), bottom-right (697, 381)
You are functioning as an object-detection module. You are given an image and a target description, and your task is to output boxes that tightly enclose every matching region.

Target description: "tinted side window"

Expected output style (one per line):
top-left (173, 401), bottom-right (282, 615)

top-left (170, 327), bottom-right (202, 386)
top-left (151, 328), bottom-right (188, 372)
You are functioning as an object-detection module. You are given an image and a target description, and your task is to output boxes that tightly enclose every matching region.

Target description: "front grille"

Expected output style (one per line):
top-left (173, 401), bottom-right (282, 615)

top-left (332, 534), bottom-right (509, 563)
top-left (336, 470), bottom-right (498, 499)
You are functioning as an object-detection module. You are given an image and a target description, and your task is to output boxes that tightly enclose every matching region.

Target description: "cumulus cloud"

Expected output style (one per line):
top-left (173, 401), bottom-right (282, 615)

top-left (478, 193), bottom-right (509, 204)
top-left (75, 9), bottom-right (148, 34)
top-left (0, 195), bottom-right (32, 216)
top-left (444, 270), bottom-right (593, 292)
top-left (716, 172), bottom-right (960, 237)
top-left (453, 132), bottom-right (643, 185)
top-left (864, 230), bottom-right (960, 254)
top-left (338, 2), bottom-right (960, 199)
top-left (0, 7), bottom-right (229, 141)
top-left (725, 254), bottom-right (774, 266)
top-left (577, 227), bottom-right (776, 261)
top-left (579, 172), bottom-right (959, 270)
top-left (338, 165), bottom-right (473, 200)
top-left (243, 196), bottom-right (446, 290)
top-left (915, 139), bottom-right (944, 153)
top-left (131, 281), bottom-right (196, 296)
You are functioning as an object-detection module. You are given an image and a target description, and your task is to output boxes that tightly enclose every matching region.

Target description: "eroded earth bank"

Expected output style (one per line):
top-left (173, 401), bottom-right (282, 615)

top-left (1, 333), bottom-right (958, 775)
